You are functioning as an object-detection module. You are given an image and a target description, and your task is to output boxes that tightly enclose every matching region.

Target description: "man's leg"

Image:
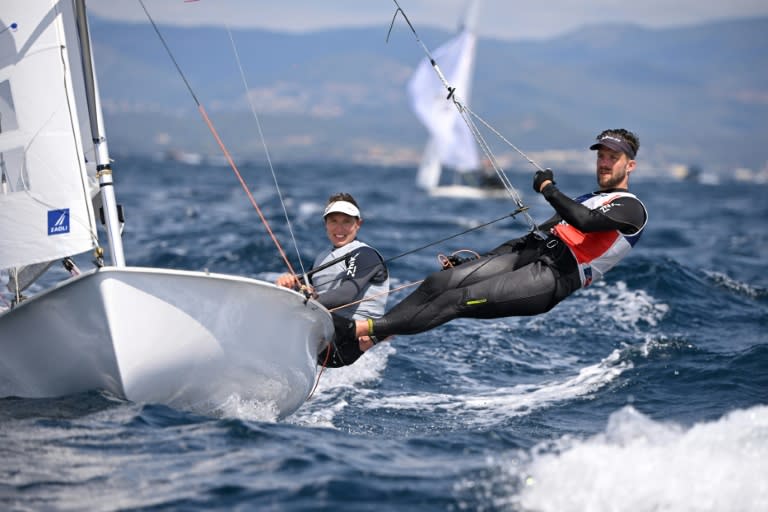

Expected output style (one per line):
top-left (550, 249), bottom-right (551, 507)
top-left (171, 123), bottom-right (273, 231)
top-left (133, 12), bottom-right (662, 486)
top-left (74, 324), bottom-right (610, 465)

top-left (365, 258), bottom-right (558, 338)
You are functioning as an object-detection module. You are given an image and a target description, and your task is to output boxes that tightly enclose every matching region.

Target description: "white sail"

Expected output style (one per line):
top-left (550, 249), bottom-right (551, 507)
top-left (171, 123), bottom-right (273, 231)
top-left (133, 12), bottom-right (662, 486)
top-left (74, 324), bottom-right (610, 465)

top-left (407, 26), bottom-right (480, 188)
top-left (415, 138), bottom-right (442, 189)
top-left (0, 1), bottom-right (99, 270)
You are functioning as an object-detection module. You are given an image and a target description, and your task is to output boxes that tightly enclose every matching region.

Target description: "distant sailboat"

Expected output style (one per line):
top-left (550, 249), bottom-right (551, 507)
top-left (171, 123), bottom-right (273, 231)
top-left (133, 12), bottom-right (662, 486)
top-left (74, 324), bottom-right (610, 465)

top-left (407, 0), bottom-right (504, 198)
top-left (0, 0), bottom-right (333, 418)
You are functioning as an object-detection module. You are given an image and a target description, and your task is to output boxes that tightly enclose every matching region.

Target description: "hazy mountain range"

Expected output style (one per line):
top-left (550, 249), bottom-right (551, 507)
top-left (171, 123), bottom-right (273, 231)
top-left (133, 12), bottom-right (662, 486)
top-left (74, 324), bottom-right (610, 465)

top-left (88, 15), bottom-right (768, 176)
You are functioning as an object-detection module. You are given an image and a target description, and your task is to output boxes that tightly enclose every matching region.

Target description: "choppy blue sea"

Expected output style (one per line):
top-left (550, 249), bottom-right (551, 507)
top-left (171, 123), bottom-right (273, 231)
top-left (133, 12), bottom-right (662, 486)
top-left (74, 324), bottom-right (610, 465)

top-left (2, 158), bottom-right (767, 511)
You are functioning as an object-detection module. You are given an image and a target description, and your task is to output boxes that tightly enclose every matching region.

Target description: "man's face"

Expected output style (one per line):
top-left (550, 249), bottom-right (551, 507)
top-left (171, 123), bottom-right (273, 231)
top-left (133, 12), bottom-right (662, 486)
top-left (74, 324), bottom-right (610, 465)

top-left (595, 147), bottom-right (635, 189)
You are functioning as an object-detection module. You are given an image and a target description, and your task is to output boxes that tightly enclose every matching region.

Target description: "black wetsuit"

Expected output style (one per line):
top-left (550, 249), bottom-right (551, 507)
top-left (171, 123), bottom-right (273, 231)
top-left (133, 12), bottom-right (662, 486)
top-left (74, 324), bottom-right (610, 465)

top-left (363, 184), bottom-right (647, 338)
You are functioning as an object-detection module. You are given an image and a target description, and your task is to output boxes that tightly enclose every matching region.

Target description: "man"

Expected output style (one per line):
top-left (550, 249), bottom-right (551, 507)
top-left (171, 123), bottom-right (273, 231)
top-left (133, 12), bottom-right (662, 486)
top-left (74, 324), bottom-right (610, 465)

top-left (276, 192), bottom-right (389, 367)
top-left (335, 128), bottom-right (647, 354)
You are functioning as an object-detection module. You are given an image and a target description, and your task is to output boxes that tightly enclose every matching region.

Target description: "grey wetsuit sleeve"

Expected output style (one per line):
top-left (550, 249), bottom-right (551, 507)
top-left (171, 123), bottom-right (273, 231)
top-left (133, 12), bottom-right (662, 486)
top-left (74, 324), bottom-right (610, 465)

top-left (317, 247), bottom-right (387, 309)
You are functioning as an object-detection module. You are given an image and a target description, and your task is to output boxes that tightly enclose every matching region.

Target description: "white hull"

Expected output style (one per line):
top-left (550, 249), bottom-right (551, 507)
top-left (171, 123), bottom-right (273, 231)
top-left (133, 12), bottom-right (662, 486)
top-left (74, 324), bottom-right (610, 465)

top-left (0, 267), bottom-right (333, 418)
top-left (428, 184), bottom-right (508, 199)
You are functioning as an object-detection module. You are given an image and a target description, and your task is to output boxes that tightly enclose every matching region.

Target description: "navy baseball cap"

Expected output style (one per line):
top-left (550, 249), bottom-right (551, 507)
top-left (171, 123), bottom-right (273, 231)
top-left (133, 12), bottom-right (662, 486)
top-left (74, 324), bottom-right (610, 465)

top-left (590, 134), bottom-right (636, 159)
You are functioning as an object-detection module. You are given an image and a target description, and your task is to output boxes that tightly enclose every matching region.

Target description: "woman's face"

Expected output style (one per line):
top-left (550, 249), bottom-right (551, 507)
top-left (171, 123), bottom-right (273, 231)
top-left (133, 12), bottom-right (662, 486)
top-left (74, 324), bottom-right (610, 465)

top-left (324, 212), bottom-right (361, 248)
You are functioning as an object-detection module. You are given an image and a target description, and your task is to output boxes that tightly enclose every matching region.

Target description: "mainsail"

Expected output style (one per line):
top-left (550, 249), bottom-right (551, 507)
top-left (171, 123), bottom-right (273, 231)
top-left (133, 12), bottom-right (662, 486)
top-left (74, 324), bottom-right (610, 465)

top-left (0, 2), bottom-right (99, 273)
top-left (407, 22), bottom-right (480, 190)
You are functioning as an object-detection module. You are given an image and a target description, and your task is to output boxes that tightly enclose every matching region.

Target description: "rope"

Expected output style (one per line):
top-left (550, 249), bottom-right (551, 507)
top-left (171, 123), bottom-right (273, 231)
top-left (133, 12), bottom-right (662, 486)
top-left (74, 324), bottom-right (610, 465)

top-left (388, 0), bottom-right (541, 232)
top-left (138, 0), bottom-right (298, 276)
top-left (317, 206), bottom-right (531, 313)
top-left (328, 279), bottom-right (424, 314)
top-left (309, 207), bottom-right (528, 294)
top-left (310, 280), bottom-right (426, 392)
top-left (224, 26), bottom-right (309, 280)
top-left (465, 105), bottom-right (546, 173)
top-left (196, 104), bottom-right (297, 275)
top-left (308, 344), bottom-right (332, 400)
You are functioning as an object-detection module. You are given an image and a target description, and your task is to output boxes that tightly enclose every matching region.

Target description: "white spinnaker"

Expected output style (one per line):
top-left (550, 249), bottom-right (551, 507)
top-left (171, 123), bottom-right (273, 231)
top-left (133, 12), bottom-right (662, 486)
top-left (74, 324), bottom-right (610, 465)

top-left (0, 0), bottom-right (98, 271)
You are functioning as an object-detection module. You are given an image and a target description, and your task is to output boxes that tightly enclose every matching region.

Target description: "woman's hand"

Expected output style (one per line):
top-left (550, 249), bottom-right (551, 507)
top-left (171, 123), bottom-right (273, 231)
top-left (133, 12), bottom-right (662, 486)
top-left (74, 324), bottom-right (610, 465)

top-left (275, 273), bottom-right (300, 289)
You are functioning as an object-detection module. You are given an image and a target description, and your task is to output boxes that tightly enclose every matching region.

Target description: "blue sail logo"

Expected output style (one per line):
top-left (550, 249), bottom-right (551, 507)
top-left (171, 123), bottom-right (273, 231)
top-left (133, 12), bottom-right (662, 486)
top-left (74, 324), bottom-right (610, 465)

top-left (48, 209), bottom-right (70, 235)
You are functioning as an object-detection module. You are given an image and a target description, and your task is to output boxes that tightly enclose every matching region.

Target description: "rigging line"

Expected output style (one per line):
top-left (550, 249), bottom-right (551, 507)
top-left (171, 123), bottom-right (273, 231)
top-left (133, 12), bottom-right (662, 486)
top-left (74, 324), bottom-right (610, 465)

top-left (463, 103), bottom-right (546, 173)
top-left (459, 107), bottom-right (518, 198)
top-left (381, 207), bottom-right (528, 265)
top-left (328, 279), bottom-right (424, 314)
top-left (137, 0), bottom-right (298, 276)
top-left (388, 0), bottom-right (538, 232)
top-left (457, 106), bottom-right (538, 231)
top-left (308, 349), bottom-right (329, 400)
top-left (306, 207), bottom-right (529, 292)
top-left (224, 26), bottom-right (308, 280)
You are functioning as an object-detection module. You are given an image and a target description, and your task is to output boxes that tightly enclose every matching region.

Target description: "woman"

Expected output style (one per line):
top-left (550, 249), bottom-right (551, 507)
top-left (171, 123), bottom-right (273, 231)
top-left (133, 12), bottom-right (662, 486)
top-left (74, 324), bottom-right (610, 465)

top-left (276, 192), bottom-right (389, 366)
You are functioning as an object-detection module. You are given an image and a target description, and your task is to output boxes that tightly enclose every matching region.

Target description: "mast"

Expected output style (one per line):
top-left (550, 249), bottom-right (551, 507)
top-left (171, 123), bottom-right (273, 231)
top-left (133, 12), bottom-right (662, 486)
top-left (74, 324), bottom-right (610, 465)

top-left (73, 0), bottom-right (126, 267)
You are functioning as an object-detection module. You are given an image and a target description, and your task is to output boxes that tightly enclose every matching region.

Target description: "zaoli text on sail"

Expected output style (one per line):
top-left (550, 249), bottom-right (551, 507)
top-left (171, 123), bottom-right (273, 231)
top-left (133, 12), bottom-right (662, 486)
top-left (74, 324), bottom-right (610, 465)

top-left (47, 209), bottom-right (70, 235)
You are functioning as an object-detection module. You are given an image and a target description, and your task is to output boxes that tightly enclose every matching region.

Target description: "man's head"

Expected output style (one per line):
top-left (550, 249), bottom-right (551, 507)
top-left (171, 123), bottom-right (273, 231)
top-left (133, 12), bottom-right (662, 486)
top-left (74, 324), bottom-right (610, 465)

top-left (323, 192), bottom-right (362, 248)
top-left (590, 129), bottom-right (639, 160)
top-left (590, 129), bottom-right (640, 190)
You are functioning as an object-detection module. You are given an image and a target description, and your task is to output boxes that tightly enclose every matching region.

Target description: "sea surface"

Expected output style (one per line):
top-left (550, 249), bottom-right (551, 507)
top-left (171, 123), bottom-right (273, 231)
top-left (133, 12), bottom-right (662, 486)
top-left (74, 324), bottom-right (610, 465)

top-left (2, 158), bottom-right (767, 511)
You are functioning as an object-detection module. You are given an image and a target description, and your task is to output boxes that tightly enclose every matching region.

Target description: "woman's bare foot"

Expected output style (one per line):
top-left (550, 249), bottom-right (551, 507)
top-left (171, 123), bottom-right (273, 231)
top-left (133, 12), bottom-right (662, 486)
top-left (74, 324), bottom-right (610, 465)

top-left (358, 334), bottom-right (394, 352)
top-left (358, 336), bottom-right (375, 352)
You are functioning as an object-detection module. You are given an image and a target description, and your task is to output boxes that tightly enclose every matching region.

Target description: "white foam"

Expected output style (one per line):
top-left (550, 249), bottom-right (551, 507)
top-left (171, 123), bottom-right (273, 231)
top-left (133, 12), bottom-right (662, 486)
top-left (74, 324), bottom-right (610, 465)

top-left (289, 199), bottom-right (324, 223)
top-left (364, 349), bottom-right (630, 427)
top-left (517, 405), bottom-right (768, 512)
top-left (705, 270), bottom-right (765, 298)
top-left (314, 343), bottom-right (392, 392)
top-left (577, 280), bottom-right (670, 330)
top-left (211, 393), bottom-right (280, 422)
top-left (288, 343), bottom-right (394, 428)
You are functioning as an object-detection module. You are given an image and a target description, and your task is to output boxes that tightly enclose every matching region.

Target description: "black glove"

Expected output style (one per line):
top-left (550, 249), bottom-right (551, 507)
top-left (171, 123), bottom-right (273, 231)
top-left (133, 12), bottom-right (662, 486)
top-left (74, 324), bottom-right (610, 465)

top-left (533, 168), bottom-right (555, 193)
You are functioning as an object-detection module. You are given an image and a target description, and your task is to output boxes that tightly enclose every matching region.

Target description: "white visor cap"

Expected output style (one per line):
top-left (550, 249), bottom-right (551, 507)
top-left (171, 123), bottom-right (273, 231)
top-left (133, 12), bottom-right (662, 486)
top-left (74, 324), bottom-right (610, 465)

top-left (323, 200), bottom-right (361, 219)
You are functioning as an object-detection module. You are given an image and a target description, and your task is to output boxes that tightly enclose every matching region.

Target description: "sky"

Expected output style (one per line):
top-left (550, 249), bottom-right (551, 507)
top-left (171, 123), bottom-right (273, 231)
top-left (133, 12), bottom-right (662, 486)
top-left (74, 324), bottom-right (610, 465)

top-left (86, 0), bottom-right (768, 41)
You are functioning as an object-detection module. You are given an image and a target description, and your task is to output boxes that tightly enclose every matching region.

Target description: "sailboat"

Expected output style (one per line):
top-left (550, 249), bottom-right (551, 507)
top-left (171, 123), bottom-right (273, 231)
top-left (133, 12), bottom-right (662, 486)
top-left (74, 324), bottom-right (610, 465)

top-left (0, 1), bottom-right (333, 418)
top-left (407, 0), bottom-right (505, 199)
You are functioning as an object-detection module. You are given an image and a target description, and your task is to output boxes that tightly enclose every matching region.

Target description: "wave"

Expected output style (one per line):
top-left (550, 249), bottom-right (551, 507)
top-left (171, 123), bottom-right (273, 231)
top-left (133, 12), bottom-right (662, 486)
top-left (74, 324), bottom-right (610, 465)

top-left (289, 344), bottom-right (395, 429)
top-left (513, 404), bottom-right (768, 512)
top-left (358, 349), bottom-right (631, 430)
top-left (704, 270), bottom-right (768, 300)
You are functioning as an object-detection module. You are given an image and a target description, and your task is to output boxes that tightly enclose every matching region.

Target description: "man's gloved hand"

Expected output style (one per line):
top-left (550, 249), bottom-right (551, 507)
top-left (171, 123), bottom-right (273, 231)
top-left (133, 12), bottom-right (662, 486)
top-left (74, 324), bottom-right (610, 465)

top-left (533, 168), bottom-right (555, 193)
